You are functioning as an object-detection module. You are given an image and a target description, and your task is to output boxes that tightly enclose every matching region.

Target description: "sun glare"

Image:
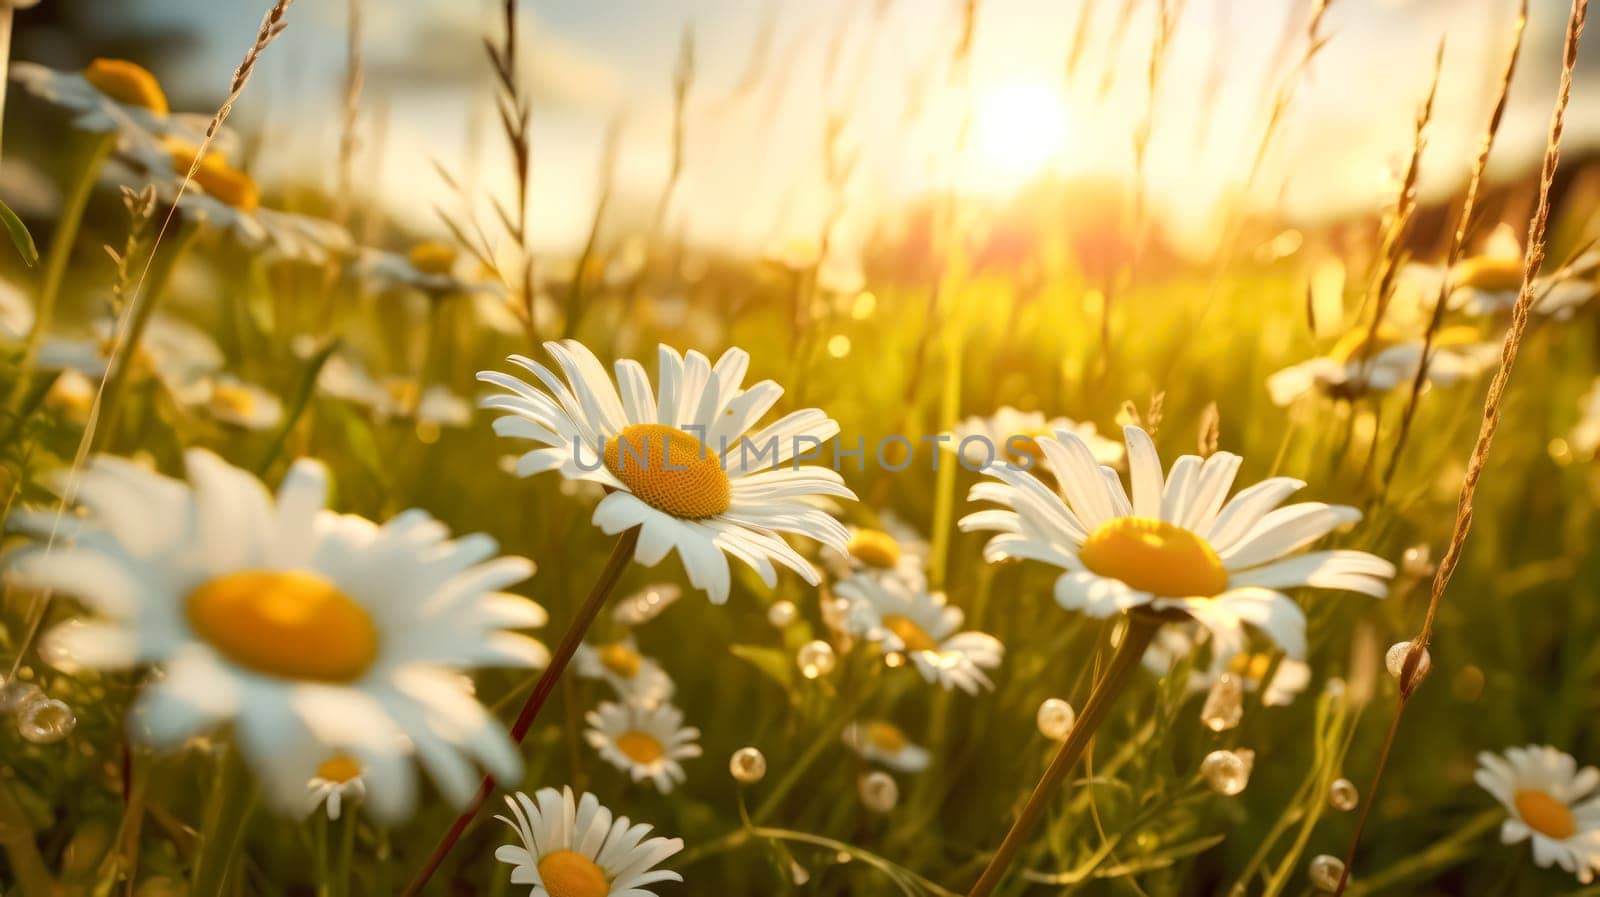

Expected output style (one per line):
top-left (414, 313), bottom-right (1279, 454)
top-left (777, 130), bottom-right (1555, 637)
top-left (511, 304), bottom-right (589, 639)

top-left (967, 79), bottom-right (1071, 193)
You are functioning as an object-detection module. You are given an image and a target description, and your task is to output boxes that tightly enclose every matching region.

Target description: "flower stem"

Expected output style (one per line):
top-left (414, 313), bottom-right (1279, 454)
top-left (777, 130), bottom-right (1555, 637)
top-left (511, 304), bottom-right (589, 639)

top-left (965, 612), bottom-right (1162, 897)
top-left (190, 744), bottom-right (258, 897)
top-left (398, 525), bottom-right (640, 897)
top-left (1, 131), bottom-right (115, 446)
top-left (0, 769), bottom-right (56, 897)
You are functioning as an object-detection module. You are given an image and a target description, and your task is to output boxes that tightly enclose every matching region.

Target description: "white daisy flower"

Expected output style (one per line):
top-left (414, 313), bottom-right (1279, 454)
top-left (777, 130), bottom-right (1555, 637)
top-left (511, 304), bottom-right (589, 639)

top-left (495, 786), bottom-right (683, 897)
top-left (946, 406), bottom-right (1125, 472)
top-left (610, 583), bottom-right (682, 628)
top-left (1266, 323), bottom-right (1500, 406)
top-left (959, 425), bottom-right (1394, 660)
top-left (1402, 226), bottom-right (1600, 321)
top-left (1571, 378), bottom-right (1600, 460)
top-left (10, 59), bottom-right (219, 150)
top-left (824, 512), bottom-right (929, 589)
top-left (0, 276), bottom-right (35, 341)
top-left (6, 450), bottom-right (550, 822)
top-left (479, 340), bottom-right (857, 603)
top-left (303, 754), bottom-right (366, 821)
top-left (173, 375), bottom-right (284, 431)
top-left (842, 720), bottom-right (931, 773)
top-left (316, 354), bottom-right (472, 429)
top-left (1142, 625), bottom-right (1311, 707)
top-left (354, 245), bottom-right (502, 298)
top-left (573, 636), bottom-right (676, 708)
top-left (835, 574), bottom-right (1003, 694)
top-left (583, 701), bottom-right (701, 793)
top-left (1476, 745), bottom-right (1600, 883)
top-left (38, 313), bottom-right (223, 387)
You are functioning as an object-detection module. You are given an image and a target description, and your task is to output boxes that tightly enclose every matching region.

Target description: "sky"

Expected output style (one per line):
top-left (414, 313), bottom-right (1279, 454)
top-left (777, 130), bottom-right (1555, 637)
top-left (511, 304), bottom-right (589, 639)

top-left (19, 0), bottom-right (1600, 258)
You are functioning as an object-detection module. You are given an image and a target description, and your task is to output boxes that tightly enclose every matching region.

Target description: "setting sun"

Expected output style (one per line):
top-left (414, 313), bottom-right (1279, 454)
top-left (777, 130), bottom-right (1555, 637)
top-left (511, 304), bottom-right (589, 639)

top-left (967, 79), bottom-right (1071, 192)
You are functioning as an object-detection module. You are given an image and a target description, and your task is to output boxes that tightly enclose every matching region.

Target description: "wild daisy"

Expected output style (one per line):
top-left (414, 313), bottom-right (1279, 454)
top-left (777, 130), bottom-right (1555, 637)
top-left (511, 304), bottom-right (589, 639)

top-left (824, 512), bottom-right (929, 589)
top-left (38, 313), bottom-right (222, 386)
top-left (836, 573), bottom-right (1003, 693)
top-left (303, 754), bottom-right (366, 822)
top-left (960, 424), bottom-right (1393, 665)
top-left (842, 720), bottom-right (931, 773)
top-left (174, 375), bottom-right (284, 431)
top-left (495, 787), bottom-right (683, 897)
top-left (573, 636), bottom-right (676, 708)
top-left (1476, 746), bottom-right (1600, 883)
top-left (479, 340), bottom-right (856, 603)
top-left (947, 406), bottom-right (1125, 471)
top-left (317, 354), bottom-right (472, 430)
top-left (355, 244), bottom-right (501, 298)
top-left (11, 59), bottom-right (214, 147)
top-left (1267, 323), bottom-right (1500, 406)
top-left (7, 450), bottom-right (550, 822)
top-left (584, 701), bottom-right (701, 793)
top-left (1403, 226), bottom-right (1600, 320)
top-left (1143, 626), bottom-right (1311, 707)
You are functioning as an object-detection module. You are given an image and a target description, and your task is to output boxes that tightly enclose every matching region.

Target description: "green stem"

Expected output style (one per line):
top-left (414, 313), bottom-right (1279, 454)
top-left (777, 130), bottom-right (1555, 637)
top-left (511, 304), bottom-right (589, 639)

top-left (334, 807), bottom-right (357, 897)
top-left (190, 745), bottom-right (258, 897)
top-left (965, 613), bottom-right (1163, 897)
top-left (92, 220), bottom-right (202, 452)
top-left (3, 131), bottom-right (115, 446)
top-left (751, 683), bottom-right (874, 825)
top-left (0, 771), bottom-right (56, 897)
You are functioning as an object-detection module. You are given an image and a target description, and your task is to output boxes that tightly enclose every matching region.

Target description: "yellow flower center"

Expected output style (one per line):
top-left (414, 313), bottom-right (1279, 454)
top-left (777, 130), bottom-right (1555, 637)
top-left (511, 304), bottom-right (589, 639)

top-left (1514, 789), bottom-right (1577, 840)
top-left (382, 378), bottom-right (421, 413)
top-left (1227, 653), bottom-right (1274, 683)
top-left (597, 643), bottom-right (642, 679)
top-left (186, 571), bottom-right (379, 683)
top-left (847, 529), bottom-right (902, 569)
top-left (82, 59), bottom-right (169, 116)
top-left (604, 423), bottom-right (731, 519)
top-left (164, 140), bottom-right (260, 212)
top-left (1079, 516), bottom-right (1228, 598)
top-left (1455, 255), bottom-right (1523, 293)
top-left (407, 242), bottom-right (458, 276)
top-left (208, 383), bottom-right (256, 418)
top-left (881, 614), bottom-right (938, 652)
top-left (1327, 324), bottom-right (1404, 366)
top-left (615, 730), bottom-right (666, 765)
top-left (865, 721), bottom-right (908, 753)
top-left (537, 850), bottom-right (609, 897)
top-left (316, 755), bottom-right (363, 784)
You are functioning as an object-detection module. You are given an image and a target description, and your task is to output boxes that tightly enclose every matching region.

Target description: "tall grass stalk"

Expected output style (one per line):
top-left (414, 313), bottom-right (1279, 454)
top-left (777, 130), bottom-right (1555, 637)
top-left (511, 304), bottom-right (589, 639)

top-left (1332, 1), bottom-right (1588, 892)
top-left (400, 526), bottom-right (642, 897)
top-left (1382, 0), bottom-right (1529, 492)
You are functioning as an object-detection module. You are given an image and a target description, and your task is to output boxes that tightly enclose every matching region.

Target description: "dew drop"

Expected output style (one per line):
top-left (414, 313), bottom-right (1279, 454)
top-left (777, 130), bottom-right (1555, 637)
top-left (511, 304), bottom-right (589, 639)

top-left (1328, 777), bottom-right (1359, 812)
top-left (1201, 673), bottom-right (1244, 732)
top-left (1201, 749), bottom-right (1253, 796)
top-left (17, 697), bottom-right (76, 744)
top-left (0, 677), bottom-right (43, 715)
top-left (858, 771), bottom-right (899, 813)
top-left (1036, 698), bottom-right (1076, 740)
top-left (798, 640), bottom-right (836, 679)
top-left (729, 746), bottom-right (767, 784)
top-left (1308, 854), bottom-right (1347, 891)
top-left (1385, 640), bottom-right (1431, 689)
top-left (766, 600), bottom-right (798, 628)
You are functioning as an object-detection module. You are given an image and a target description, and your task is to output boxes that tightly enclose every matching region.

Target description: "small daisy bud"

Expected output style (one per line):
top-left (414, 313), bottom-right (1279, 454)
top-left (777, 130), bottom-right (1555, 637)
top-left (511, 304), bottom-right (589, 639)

top-left (1328, 777), bottom-right (1359, 811)
top-left (729, 747), bottom-right (767, 784)
top-left (17, 697), bottom-right (76, 744)
top-left (797, 641), bottom-right (836, 679)
top-left (1036, 698), bottom-right (1076, 740)
top-left (1385, 640), bottom-right (1431, 692)
top-left (858, 771), bottom-right (898, 813)
top-left (1308, 854), bottom-right (1346, 891)
top-left (1201, 749), bottom-right (1253, 796)
top-left (766, 600), bottom-right (797, 628)
top-left (1201, 673), bottom-right (1244, 732)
